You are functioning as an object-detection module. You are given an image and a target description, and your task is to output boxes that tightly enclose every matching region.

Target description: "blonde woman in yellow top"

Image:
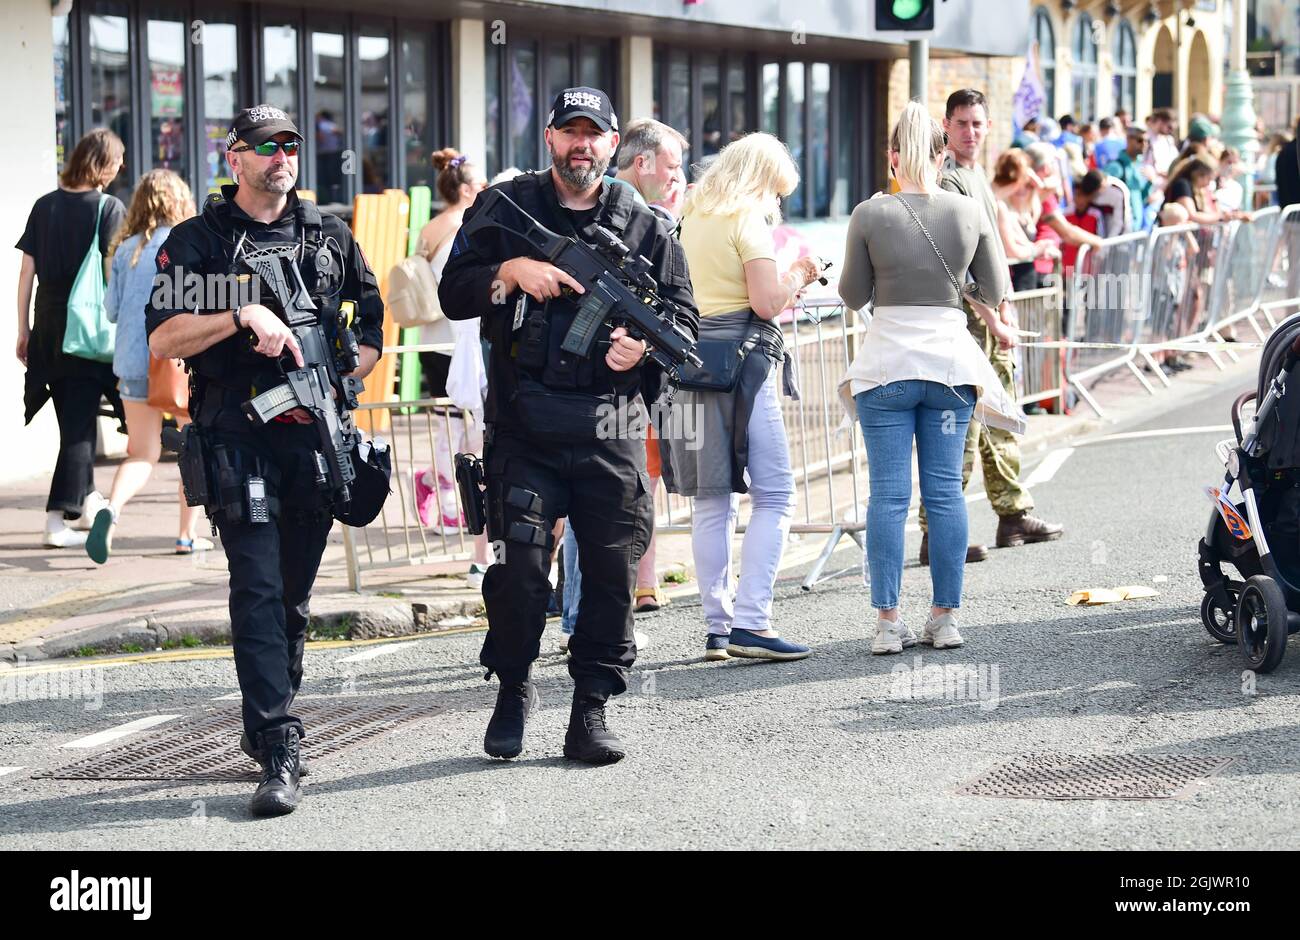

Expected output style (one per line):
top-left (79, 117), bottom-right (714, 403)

top-left (672, 132), bottom-right (824, 662)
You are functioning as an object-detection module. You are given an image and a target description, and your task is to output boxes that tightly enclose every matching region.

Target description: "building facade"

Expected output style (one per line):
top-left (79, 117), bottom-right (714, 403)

top-left (1029, 0), bottom-right (1229, 136)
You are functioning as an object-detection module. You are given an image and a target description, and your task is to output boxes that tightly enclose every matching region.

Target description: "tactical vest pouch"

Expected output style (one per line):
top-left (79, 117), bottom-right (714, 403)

top-left (510, 375), bottom-right (617, 442)
top-left (172, 423), bottom-right (211, 508)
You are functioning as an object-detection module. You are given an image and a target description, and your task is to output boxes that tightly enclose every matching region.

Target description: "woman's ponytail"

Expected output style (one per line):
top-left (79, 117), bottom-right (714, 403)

top-left (890, 100), bottom-right (946, 192)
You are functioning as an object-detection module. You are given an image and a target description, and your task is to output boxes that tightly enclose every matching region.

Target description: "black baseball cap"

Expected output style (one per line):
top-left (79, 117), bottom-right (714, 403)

top-left (547, 87), bottom-right (618, 133)
top-left (226, 105), bottom-right (303, 149)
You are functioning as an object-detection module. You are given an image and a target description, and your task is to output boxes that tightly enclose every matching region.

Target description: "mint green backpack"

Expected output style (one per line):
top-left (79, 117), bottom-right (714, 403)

top-left (62, 194), bottom-right (115, 362)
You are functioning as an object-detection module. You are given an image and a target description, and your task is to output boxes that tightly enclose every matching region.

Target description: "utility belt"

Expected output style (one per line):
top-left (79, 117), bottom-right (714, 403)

top-left (170, 422), bottom-right (279, 527)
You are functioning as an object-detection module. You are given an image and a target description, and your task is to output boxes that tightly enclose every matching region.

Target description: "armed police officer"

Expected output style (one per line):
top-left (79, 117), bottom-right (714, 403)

top-left (147, 106), bottom-right (387, 816)
top-left (440, 87), bottom-right (699, 764)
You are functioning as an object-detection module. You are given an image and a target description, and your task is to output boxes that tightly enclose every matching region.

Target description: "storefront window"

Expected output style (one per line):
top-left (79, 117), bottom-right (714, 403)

top-left (700, 55), bottom-right (721, 160)
top-left (810, 63), bottom-right (830, 218)
top-left (264, 23), bottom-right (300, 127)
top-left (667, 50), bottom-right (690, 137)
top-left (89, 10), bottom-right (132, 199)
top-left (53, 13), bottom-right (72, 172)
top-left (402, 33), bottom-right (432, 190)
top-left (358, 30), bottom-right (392, 194)
top-left (201, 21), bottom-right (239, 194)
top-left (485, 38), bottom-right (501, 175)
top-left (507, 42), bottom-right (538, 171)
top-left (727, 60), bottom-right (748, 145)
top-left (311, 31), bottom-right (346, 204)
top-left (785, 62), bottom-right (805, 217)
top-left (147, 19), bottom-right (187, 184)
top-left (761, 62), bottom-right (779, 136)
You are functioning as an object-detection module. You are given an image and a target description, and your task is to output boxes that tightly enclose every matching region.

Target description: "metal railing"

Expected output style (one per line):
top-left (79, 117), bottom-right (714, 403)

top-left (333, 214), bottom-right (1300, 589)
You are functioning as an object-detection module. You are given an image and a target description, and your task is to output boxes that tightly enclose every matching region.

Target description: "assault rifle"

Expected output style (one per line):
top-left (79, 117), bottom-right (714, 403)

top-left (459, 188), bottom-right (701, 376)
top-left (235, 238), bottom-right (364, 503)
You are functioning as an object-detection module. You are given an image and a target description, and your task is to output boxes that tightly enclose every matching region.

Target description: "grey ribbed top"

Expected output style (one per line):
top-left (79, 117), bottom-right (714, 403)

top-left (837, 190), bottom-right (1008, 311)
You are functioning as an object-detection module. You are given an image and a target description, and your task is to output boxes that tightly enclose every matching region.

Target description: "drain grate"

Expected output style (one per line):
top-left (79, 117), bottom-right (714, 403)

top-left (35, 698), bottom-right (444, 781)
top-left (956, 753), bottom-right (1235, 800)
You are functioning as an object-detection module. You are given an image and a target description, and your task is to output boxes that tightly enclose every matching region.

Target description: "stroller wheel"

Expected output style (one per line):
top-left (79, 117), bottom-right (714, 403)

top-left (1201, 581), bottom-right (1243, 644)
top-left (1237, 576), bottom-right (1289, 674)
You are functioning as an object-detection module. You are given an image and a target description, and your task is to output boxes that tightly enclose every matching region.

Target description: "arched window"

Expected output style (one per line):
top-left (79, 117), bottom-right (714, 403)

top-left (1033, 6), bottom-right (1056, 117)
top-left (1112, 20), bottom-right (1137, 117)
top-left (1071, 13), bottom-right (1099, 121)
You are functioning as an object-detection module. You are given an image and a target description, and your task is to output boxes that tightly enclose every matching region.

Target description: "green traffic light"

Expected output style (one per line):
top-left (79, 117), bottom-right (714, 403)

top-left (892, 0), bottom-right (924, 19)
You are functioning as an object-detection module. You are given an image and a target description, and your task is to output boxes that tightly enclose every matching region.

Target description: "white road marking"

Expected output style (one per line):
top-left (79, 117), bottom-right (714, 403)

top-left (338, 642), bottom-right (407, 664)
top-left (1081, 425), bottom-right (1232, 446)
top-left (61, 714), bottom-right (181, 749)
top-left (1023, 448), bottom-right (1075, 488)
top-left (0, 767), bottom-right (25, 779)
top-left (211, 691), bottom-right (242, 701)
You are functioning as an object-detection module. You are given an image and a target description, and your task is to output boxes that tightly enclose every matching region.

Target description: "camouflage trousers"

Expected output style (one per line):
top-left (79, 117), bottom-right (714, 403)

top-left (918, 308), bottom-right (1034, 531)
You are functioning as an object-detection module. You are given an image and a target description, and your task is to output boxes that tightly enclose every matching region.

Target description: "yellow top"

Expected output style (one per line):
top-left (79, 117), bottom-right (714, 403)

top-left (679, 208), bottom-right (776, 317)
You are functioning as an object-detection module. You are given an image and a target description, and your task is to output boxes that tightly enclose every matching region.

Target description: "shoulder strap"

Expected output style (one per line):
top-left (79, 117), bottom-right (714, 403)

top-left (891, 193), bottom-right (965, 299)
top-left (92, 194), bottom-right (107, 251)
top-left (601, 180), bottom-right (636, 234)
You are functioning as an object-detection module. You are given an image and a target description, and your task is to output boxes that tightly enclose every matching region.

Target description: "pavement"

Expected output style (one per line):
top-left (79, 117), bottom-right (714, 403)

top-left (2, 342), bottom-right (1291, 850)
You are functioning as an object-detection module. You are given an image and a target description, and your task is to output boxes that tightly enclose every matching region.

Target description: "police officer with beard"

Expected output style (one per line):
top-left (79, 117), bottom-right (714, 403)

top-left (440, 87), bottom-right (698, 763)
top-left (147, 106), bottom-right (386, 816)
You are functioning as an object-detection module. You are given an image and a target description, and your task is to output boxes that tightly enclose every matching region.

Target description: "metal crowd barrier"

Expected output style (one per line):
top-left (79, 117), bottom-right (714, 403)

top-left (1066, 207), bottom-right (1300, 418)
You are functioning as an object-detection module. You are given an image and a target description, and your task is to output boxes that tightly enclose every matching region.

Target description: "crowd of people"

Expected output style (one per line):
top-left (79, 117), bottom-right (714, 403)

top-left (17, 81), bottom-right (1300, 803)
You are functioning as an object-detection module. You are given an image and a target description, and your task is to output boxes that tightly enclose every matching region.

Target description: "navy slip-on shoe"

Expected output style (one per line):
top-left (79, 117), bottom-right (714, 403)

top-left (704, 633), bottom-right (731, 661)
top-left (726, 629), bottom-right (811, 661)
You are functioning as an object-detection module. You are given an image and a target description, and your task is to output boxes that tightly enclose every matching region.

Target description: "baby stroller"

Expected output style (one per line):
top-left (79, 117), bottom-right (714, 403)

top-left (1198, 314), bottom-right (1300, 673)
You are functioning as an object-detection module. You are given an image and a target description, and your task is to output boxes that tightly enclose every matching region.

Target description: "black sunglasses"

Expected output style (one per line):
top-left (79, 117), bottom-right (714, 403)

top-left (231, 140), bottom-right (301, 157)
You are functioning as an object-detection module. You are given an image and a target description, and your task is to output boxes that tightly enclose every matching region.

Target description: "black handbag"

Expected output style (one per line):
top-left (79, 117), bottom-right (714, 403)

top-left (672, 314), bottom-right (771, 393)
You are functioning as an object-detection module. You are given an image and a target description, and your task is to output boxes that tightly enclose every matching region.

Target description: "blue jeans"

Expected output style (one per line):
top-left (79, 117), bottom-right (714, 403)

top-left (855, 381), bottom-right (975, 611)
top-left (561, 523), bottom-right (581, 635)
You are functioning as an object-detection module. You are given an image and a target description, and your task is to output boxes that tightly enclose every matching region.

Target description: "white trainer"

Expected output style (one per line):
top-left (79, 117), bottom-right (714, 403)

top-left (922, 612), bottom-right (964, 649)
top-left (44, 525), bottom-right (88, 548)
top-left (70, 492), bottom-right (109, 531)
top-left (871, 615), bottom-right (917, 655)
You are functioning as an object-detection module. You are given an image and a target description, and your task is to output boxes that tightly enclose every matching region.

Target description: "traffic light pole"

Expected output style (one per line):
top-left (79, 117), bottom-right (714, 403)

top-left (908, 38), bottom-right (928, 104)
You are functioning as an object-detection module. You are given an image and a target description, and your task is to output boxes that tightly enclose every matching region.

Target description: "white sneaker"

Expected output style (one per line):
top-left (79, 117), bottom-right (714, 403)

top-left (466, 563), bottom-right (489, 590)
top-left (44, 525), bottom-right (88, 548)
top-left (922, 612), bottom-right (964, 649)
top-left (70, 492), bottom-right (109, 531)
top-left (872, 615), bottom-right (917, 655)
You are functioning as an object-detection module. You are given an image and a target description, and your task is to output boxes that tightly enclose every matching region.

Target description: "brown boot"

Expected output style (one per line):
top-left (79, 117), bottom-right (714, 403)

top-left (919, 534), bottom-right (989, 566)
top-left (996, 511), bottom-right (1064, 548)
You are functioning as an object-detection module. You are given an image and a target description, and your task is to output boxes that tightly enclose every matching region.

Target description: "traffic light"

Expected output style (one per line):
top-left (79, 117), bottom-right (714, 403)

top-left (876, 0), bottom-right (934, 31)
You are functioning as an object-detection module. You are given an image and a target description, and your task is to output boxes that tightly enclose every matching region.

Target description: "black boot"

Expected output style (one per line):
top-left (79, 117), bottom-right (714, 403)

top-left (484, 675), bottom-right (535, 759)
top-left (241, 731), bottom-right (310, 776)
top-left (249, 726), bottom-right (302, 818)
top-left (563, 694), bottom-right (625, 765)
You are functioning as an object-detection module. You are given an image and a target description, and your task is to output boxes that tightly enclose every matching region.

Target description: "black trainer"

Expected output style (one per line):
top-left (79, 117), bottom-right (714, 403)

top-left (484, 676), bottom-right (535, 759)
top-left (241, 731), bottom-right (310, 776)
top-left (563, 694), bottom-right (626, 765)
top-left (249, 726), bottom-right (303, 818)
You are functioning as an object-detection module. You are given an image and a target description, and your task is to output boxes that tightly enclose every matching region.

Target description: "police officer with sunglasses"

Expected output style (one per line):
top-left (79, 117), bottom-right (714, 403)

top-left (146, 105), bottom-right (386, 817)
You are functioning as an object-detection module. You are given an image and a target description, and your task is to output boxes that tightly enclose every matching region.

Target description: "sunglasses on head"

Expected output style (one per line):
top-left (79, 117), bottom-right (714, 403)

top-left (232, 139), bottom-right (301, 157)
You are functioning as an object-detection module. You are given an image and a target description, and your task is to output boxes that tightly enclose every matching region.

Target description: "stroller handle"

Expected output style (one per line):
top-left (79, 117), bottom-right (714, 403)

top-left (1232, 391), bottom-right (1256, 444)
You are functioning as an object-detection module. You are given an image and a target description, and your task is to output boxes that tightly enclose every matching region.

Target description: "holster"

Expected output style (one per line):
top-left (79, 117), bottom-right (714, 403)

top-left (455, 453), bottom-right (487, 536)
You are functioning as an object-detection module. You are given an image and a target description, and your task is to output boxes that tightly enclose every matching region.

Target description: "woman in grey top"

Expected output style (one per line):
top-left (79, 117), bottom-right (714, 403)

top-left (838, 100), bottom-right (1020, 656)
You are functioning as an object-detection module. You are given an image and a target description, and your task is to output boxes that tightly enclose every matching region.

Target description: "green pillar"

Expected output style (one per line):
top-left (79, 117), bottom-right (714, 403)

top-left (1220, 70), bottom-right (1260, 204)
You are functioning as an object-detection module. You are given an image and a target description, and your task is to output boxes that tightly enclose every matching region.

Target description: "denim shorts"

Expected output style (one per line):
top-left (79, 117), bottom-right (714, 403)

top-left (118, 376), bottom-right (148, 402)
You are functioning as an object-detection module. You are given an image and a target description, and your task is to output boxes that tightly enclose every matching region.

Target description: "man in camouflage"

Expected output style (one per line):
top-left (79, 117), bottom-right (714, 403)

top-left (917, 89), bottom-right (1063, 564)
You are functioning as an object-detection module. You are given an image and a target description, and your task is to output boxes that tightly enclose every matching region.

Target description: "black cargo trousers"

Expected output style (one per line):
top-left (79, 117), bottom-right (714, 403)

top-left (480, 428), bottom-right (654, 699)
top-left (198, 391), bottom-right (335, 742)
